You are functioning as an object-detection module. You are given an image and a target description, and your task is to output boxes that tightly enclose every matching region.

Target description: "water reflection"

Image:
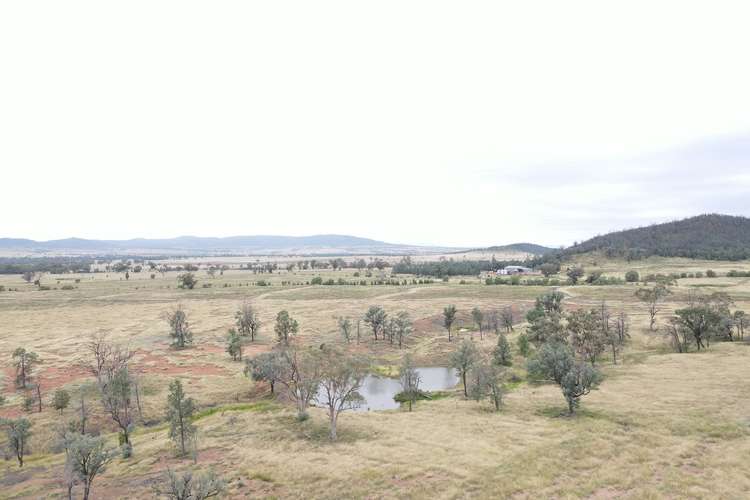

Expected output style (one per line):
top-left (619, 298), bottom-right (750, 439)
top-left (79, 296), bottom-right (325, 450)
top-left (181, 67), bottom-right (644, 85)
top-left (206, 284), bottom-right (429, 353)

top-left (355, 367), bottom-right (458, 411)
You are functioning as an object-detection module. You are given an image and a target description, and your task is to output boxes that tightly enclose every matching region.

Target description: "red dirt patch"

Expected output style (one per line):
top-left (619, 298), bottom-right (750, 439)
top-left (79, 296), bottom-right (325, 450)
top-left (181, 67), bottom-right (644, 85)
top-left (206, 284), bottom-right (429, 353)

top-left (133, 349), bottom-right (232, 378)
top-left (37, 365), bottom-right (90, 390)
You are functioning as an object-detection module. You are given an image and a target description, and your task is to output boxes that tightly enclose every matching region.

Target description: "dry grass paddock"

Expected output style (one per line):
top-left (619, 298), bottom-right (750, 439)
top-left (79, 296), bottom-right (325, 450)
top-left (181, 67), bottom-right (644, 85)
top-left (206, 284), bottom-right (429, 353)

top-left (1, 256), bottom-right (749, 498)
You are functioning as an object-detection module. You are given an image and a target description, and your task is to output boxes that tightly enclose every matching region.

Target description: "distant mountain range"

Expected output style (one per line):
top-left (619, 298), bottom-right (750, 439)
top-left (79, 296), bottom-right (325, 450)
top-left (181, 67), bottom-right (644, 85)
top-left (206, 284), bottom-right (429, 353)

top-left (0, 234), bottom-right (463, 256)
top-left (546, 214), bottom-right (750, 261)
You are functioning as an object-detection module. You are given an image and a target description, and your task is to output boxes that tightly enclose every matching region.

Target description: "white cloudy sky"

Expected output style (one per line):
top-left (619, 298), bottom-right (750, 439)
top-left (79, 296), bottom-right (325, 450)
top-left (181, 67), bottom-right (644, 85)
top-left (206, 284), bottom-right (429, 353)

top-left (2, 1), bottom-right (750, 248)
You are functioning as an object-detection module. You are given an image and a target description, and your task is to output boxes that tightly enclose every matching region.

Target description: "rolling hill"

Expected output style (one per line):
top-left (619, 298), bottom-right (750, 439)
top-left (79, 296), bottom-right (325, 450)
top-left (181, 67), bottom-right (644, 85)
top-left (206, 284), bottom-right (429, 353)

top-left (0, 234), bottom-right (461, 256)
top-left (548, 214), bottom-right (750, 261)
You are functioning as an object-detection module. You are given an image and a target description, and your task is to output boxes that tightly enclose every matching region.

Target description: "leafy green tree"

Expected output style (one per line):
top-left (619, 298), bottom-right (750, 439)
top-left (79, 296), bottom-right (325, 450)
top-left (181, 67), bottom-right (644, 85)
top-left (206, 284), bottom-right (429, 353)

top-left (567, 308), bottom-right (605, 366)
top-left (235, 301), bottom-right (261, 341)
top-left (53, 389), bottom-right (71, 414)
top-left (471, 307), bottom-right (484, 339)
top-left (177, 272), bottom-right (198, 290)
top-left (314, 347), bottom-right (368, 440)
top-left (98, 367), bottom-right (135, 455)
top-left (364, 306), bottom-right (387, 341)
top-left (450, 339), bottom-right (479, 397)
top-left (397, 354), bottom-right (421, 412)
top-left (672, 293), bottom-right (729, 350)
top-left (534, 291), bottom-right (565, 314)
top-left (276, 347), bottom-right (322, 421)
top-left (468, 360), bottom-right (504, 411)
top-left (245, 351), bottom-right (285, 394)
top-left (493, 334), bottom-right (512, 366)
top-left (64, 432), bottom-right (114, 500)
top-left (527, 342), bottom-right (601, 414)
top-left (393, 311), bottom-right (412, 348)
top-left (226, 328), bottom-right (243, 361)
top-left (12, 348), bottom-right (40, 388)
top-left (734, 310), bottom-right (747, 340)
top-left (166, 306), bottom-right (193, 349)
top-left (274, 310), bottom-right (299, 345)
top-left (517, 333), bottom-right (531, 357)
top-left (153, 469), bottom-right (226, 500)
top-left (566, 266), bottom-right (585, 284)
top-left (443, 305), bottom-right (457, 341)
top-left (167, 379), bottom-right (196, 457)
top-left (539, 262), bottom-right (561, 277)
top-left (2, 417), bottom-right (32, 467)
top-left (338, 317), bottom-right (352, 343)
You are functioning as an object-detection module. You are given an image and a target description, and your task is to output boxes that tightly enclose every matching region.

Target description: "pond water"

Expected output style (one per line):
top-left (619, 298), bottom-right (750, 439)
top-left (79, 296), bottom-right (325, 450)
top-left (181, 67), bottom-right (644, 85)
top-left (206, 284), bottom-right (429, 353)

top-left (353, 367), bottom-right (458, 411)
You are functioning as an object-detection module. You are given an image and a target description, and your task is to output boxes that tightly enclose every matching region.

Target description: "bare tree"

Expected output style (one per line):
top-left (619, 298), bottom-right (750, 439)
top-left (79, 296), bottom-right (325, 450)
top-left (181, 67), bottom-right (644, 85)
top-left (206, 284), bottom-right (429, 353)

top-left (501, 306), bottom-right (514, 333)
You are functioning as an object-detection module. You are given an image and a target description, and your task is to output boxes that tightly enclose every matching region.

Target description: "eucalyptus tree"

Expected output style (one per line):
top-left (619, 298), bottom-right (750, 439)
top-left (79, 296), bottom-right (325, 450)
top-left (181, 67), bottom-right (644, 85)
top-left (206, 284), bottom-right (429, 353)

top-left (166, 379), bottom-right (196, 457)
top-left (364, 306), bottom-right (387, 341)
top-left (166, 305), bottom-right (193, 348)
top-left (314, 347), bottom-right (369, 440)
top-left (274, 310), bottom-right (299, 345)
top-left (450, 339), bottom-right (479, 397)
top-left (398, 354), bottom-right (421, 412)
top-left (235, 301), bottom-right (261, 341)
top-left (443, 305), bottom-right (457, 341)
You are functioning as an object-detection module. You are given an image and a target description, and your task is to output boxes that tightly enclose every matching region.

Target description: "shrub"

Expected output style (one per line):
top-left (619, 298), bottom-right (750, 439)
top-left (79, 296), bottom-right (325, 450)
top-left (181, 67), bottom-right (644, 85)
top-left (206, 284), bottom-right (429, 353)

top-left (625, 270), bottom-right (639, 282)
top-left (706, 269), bottom-right (717, 278)
top-left (310, 276), bottom-right (323, 285)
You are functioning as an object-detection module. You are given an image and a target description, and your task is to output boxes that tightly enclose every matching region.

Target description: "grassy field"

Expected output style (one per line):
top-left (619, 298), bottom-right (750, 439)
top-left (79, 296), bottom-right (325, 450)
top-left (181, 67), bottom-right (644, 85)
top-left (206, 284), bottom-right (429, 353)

top-left (1, 257), bottom-right (749, 498)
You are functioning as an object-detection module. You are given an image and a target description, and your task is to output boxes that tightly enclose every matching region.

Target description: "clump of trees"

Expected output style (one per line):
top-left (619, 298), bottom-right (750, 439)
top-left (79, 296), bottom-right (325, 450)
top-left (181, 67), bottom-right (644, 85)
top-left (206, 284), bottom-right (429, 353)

top-left (153, 468), bottom-right (226, 500)
top-left (668, 292), bottom-right (743, 351)
top-left (362, 306), bottom-right (413, 347)
top-left (522, 292), bottom-right (630, 413)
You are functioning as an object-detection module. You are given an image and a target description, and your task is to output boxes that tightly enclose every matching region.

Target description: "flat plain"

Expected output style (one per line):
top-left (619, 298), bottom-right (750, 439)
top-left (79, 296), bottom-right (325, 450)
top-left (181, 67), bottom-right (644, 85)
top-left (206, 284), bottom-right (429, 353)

top-left (1, 255), bottom-right (749, 499)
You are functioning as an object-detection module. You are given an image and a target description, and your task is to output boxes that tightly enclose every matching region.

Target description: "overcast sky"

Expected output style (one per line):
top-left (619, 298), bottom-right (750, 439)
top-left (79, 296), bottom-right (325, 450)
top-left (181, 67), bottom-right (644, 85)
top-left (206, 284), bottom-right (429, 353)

top-left (2, 1), bottom-right (750, 248)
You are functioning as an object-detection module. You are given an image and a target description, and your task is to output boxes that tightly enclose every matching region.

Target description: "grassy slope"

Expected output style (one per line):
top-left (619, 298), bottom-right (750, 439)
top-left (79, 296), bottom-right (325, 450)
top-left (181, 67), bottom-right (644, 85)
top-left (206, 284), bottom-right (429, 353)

top-left (1, 261), bottom-right (749, 498)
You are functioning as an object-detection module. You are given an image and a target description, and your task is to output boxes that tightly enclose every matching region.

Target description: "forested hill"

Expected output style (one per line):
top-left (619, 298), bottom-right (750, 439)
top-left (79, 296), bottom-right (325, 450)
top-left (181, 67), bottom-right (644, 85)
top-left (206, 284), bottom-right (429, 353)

top-left (547, 214), bottom-right (750, 261)
top-left (483, 243), bottom-right (554, 255)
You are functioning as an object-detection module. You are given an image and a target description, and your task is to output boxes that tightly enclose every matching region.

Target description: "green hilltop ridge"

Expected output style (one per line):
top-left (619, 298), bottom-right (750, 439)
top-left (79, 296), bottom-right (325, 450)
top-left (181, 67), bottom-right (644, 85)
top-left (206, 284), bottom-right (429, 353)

top-left (545, 214), bottom-right (750, 262)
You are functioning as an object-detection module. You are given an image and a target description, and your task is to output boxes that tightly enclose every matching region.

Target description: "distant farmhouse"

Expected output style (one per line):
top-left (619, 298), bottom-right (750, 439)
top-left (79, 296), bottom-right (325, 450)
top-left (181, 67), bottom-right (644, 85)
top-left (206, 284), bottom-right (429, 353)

top-left (481, 265), bottom-right (537, 278)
